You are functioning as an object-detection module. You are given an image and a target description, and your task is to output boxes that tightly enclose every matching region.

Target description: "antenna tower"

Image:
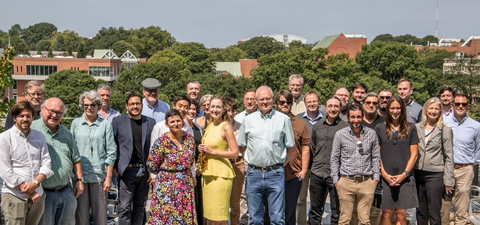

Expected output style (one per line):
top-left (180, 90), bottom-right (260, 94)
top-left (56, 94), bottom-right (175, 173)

top-left (435, 0), bottom-right (439, 38)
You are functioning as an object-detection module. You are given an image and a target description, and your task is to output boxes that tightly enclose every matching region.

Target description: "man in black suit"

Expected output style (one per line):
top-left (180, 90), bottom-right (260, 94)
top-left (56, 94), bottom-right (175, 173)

top-left (112, 93), bottom-right (156, 225)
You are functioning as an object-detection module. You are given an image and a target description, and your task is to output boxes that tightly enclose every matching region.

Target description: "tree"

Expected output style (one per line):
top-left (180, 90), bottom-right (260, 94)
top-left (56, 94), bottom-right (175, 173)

top-left (111, 40), bottom-right (139, 57)
top-left (47, 48), bottom-right (53, 57)
top-left (19, 22), bottom-right (57, 47)
top-left (36, 40), bottom-right (51, 51)
top-left (36, 46), bottom-right (42, 55)
top-left (237, 36), bottom-right (285, 59)
top-left (8, 24), bottom-right (22, 37)
top-left (172, 42), bottom-right (215, 74)
top-left (441, 58), bottom-right (480, 104)
top-left (211, 46), bottom-right (246, 62)
top-left (418, 48), bottom-right (455, 70)
top-left (51, 30), bottom-right (84, 51)
top-left (67, 46), bottom-right (72, 56)
top-left (148, 49), bottom-right (188, 71)
top-left (372, 33), bottom-right (394, 43)
top-left (77, 43), bottom-right (86, 58)
top-left (288, 40), bottom-right (313, 50)
top-left (129, 26), bottom-right (176, 58)
top-left (0, 47), bottom-right (16, 132)
top-left (422, 35), bottom-right (439, 45)
top-left (91, 27), bottom-right (132, 50)
top-left (44, 70), bottom-right (100, 127)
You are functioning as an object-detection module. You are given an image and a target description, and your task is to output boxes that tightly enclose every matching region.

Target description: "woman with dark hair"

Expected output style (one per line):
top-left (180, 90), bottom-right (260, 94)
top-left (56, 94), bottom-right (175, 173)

top-left (147, 109), bottom-right (197, 224)
top-left (185, 98), bottom-right (205, 225)
top-left (375, 96), bottom-right (419, 225)
top-left (198, 96), bottom-right (239, 225)
top-left (414, 97), bottom-right (454, 225)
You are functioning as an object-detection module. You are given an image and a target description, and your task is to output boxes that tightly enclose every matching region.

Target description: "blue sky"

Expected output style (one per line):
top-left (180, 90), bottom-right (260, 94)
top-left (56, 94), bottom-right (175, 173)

top-left (2, 0), bottom-right (479, 48)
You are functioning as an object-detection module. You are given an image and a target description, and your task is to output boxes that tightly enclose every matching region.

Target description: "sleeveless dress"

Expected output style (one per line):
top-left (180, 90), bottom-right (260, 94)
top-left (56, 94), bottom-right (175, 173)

top-left (146, 133), bottom-right (197, 225)
top-left (201, 121), bottom-right (236, 221)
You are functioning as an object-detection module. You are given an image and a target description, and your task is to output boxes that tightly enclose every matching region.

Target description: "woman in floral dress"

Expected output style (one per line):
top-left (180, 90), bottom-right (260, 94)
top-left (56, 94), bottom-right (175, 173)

top-left (147, 109), bottom-right (197, 225)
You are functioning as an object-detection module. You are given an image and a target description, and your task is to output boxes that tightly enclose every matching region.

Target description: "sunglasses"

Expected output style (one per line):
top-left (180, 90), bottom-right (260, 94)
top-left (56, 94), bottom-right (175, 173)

top-left (393, 131), bottom-right (398, 145)
top-left (365, 101), bottom-right (378, 106)
top-left (379, 96), bottom-right (391, 100)
top-left (278, 101), bottom-right (293, 105)
top-left (454, 103), bottom-right (468, 108)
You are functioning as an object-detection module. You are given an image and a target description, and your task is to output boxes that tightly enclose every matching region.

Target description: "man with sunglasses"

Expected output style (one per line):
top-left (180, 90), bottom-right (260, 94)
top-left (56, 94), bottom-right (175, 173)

top-left (377, 88), bottom-right (393, 117)
top-left (362, 92), bottom-right (385, 130)
top-left (442, 93), bottom-right (480, 224)
top-left (141, 78), bottom-right (170, 123)
top-left (4, 80), bottom-right (45, 130)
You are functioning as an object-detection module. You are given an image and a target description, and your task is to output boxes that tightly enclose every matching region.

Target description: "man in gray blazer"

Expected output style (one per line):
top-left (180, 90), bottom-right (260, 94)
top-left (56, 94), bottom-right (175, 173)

top-left (112, 93), bottom-right (156, 225)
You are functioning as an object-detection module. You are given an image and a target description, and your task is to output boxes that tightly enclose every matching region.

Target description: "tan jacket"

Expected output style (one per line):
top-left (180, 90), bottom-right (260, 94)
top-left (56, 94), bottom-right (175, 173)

top-left (414, 123), bottom-right (455, 186)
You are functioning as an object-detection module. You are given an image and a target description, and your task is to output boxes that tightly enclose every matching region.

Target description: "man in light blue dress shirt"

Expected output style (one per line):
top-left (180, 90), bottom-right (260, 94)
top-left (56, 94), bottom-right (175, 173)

top-left (141, 78), bottom-right (170, 123)
top-left (238, 86), bottom-right (295, 225)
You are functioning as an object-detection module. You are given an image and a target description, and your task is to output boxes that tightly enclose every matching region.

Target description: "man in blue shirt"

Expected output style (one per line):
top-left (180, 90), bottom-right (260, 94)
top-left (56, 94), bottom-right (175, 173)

top-left (141, 78), bottom-right (170, 123)
top-left (97, 84), bottom-right (121, 122)
top-left (443, 93), bottom-right (480, 224)
top-left (238, 86), bottom-right (295, 225)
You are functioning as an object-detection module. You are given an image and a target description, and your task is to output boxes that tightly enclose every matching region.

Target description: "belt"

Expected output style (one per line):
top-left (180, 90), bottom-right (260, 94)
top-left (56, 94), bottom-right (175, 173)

top-left (454, 163), bottom-right (473, 169)
top-left (44, 184), bottom-right (69, 192)
top-left (341, 175), bottom-right (372, 182)
top-left (248, 163), bottom-right (283, 171)
top-left (127, 163), bottom-right (144, 168)
top-left (230, 155), bottom-right (244, 164)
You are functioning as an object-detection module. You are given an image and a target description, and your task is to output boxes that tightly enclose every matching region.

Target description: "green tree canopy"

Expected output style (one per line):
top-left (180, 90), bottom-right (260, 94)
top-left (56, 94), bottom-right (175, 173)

top-left (172, 42), bottom-right (214, 74)
top-left (90, 27), bottom-right (131, 51)
top-left (211, 46), bottom-right (246, 62)
top-left (51, 30), bottom-right (84, 51)
top-left (149, 49), bottom-right (188, 71)
top-left (36, 40), bottom-right (51, 51)
top-left (111, 40), bottom-right (139, 58)
top-left (20, 22), bottom-right (57, 48)
top-left (77, 43), bottom-right (86, 58)
top-left (129, 26), bottom-right (176, 58)
top-left (237, 36), bottom-right (285, 59)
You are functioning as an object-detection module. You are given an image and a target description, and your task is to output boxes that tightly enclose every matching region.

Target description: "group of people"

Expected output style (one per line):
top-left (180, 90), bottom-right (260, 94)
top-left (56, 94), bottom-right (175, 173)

top-left (0, 74), bottom-right (478, 225)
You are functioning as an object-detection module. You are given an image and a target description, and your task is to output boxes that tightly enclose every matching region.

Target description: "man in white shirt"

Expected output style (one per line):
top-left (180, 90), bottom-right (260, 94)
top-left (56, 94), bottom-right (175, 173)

top-left (0, 101), bottom-right (54, 225)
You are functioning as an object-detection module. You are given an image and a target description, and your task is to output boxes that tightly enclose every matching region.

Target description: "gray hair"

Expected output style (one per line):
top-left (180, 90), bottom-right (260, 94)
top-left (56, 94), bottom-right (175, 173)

top-left (24, 80), bottom-right (46, 93)
top-left (256, 86), bottom-right (274, 98)
top-left (97, 83), bottom-right (112, 93)
top-left (79, 90), bottom-right (102, 108)
top-left (187, 80), bottom-right (201, 90)
top-left (42, 98), bottom-right (67, 115)
top-left (361, 92), bottom-right (379, 104)
top-left (199, 94), bottom-right (213, 106)
top-left (289, 74), bottom-right (304, 86)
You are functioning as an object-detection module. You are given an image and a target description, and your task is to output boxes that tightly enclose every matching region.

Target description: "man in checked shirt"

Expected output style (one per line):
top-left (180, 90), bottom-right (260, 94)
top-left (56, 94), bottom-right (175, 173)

top-left (330, 104), bottom-right (381, 225)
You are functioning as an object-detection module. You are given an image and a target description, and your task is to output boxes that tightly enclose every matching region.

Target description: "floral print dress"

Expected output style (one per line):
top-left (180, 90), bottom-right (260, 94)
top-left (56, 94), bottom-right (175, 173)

top-left (147, 132), bottom-right (197, 225)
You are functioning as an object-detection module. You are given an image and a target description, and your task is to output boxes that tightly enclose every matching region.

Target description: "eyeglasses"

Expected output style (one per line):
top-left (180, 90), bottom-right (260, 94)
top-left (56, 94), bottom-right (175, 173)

top-left (454, 103), bottom-right (468, 108)
top-left (128, 102), bottom-right (142, 107)
top-left (364, 101), bottom-right (378, 106)
top-left (26, 92), bottom-right (44, 97)
top-left (393, 131), bottom-right (398, 145)
top-left (278, 101), bottom-right (293, 105)
top-left (83, 104), bottom-right (97, 108)
top-left (43, 106), bottom-right (63, 116)
top-left (379, 96), bottom-right (391, 100)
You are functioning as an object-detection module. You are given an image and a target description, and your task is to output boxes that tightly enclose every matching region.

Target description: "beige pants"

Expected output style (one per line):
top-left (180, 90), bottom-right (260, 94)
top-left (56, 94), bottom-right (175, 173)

top-left (296, 169), bottom-right (310, 225)
top-left (229, 158), bottom-right (247, 225)
top-left (441, 165), bottom-right (474, 225)
top-left (336, 177), bottom-right (376, 225)
top-left (1, 193), bottom-right (45, 225)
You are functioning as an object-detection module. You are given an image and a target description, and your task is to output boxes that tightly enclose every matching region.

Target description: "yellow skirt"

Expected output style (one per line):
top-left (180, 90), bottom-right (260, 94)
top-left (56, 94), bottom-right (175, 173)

top-left (202, 176), bottom-right (233, 221)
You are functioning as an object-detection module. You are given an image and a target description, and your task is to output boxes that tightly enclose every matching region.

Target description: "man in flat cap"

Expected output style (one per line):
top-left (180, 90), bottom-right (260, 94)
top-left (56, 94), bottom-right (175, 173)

top-left (141, 78), bottom-right (170, 123)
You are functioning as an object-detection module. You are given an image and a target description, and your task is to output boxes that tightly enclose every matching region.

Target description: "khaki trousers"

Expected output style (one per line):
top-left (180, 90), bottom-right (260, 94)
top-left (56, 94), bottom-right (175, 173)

top-left (230, 158), bottom-right (247, 225)
top-left (336, 177), bottom-right (376, 225)
top-left (447, 165), bottom-right (474, 225)
top-left (1, 193), bottom-right (45, 225)
top-left (296, 169), bottom-right (310, 225)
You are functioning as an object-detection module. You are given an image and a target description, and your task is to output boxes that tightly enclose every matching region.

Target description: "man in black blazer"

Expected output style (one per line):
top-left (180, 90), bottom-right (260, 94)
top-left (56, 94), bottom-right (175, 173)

top-left (112, 93), bottom-right (156, 225)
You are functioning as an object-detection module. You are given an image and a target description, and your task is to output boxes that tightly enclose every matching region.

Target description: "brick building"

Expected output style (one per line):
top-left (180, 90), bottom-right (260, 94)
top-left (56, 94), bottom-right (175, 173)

top-left (414, 36), bottom-right (480, 57)
top-left (312, 33), bottom-right (367, 58)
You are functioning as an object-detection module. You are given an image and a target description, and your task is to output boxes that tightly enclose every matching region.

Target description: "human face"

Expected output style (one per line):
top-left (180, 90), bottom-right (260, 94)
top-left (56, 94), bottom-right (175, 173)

top-left (165, 115), bottom-right (183, 133)
top-left (426, 102), bottom-right (441, 122)
top-left (174, 100), bottom-right (189, 119)
top-left (452, 96), bottom-right (470, 118)
top-left (325, 98), bottom-right (341, 119)
top-left (440, 90), bottom-right (454, 107)
top-left (98, 89), bottom-right (111, 107)
top-left (41, 98), bottom-right (64, 130)
top-left (187, 103), bottom-right (197, 121)
top-left (25, 86), bottom-right (45, 108)
top-left (397, 81), bottom-right (413, 103)
top-left (334, 88), bottom-right (349, 108)
top-left (209, 99), bottom-right (225, 121)
top-left (289, 78), bottom-right (304, 99)
top-left (201, 100), bottom-right (211, 115)
top-left (276, 95), bottom-right (292, 115)
top-left (304, 94), bottom-right (319, 113)
top-left (348, 110), bottom-right (363, 130)
top-left (126, 96), bottom-right (143, 118)
top-left (256, 88), bottom-right (274, 114)
top-left (353, 88), bottom-right (366, 103)
top-left (14, 109), bottom-right (33, 133)
top-left (388, 101), bottom-right (402, 121)
top-left (187, 83), bottom-right (201, 100)
top-left (363, 96), bottom-right (379, 114)
top-left (142, 88), bottom-right (159, 105)
top-left (379, 91), bottom-right (392, 110)
top-left (225, 105), bottom-right (236, 122)
top-left (83, 98), bottom-right (99, 118)
top-left (243, 91), bottom-right (257, 112)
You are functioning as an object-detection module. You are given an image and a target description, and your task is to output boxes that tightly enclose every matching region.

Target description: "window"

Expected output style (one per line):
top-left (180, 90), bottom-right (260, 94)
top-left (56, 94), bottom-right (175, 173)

top-left (89, 66), bottom-right (112, 77)
top-left (26, 65), bottom-right (57, 75)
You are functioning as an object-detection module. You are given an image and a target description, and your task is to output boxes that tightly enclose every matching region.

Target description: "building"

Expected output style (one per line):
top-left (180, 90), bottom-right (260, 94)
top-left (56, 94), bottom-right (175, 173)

top-left (312, 33), bottom-right (367, 58)
top-left (443, 56), bottom-right (480, 74)
top-left (414, 36), bottom-right (480, 57)
top-left (238, 32), bottom-right (307, 47)
top-left (214, 59), bottom-right (258, 78)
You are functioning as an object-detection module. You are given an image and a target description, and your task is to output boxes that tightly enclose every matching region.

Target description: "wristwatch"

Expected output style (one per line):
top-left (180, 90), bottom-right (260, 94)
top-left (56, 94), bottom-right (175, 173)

top-left (34, 181), bottom-right (40, 187)
top-left (77, 178), bottom-right (84, 182)
top-left (404, 170), bottom-right (410, 177)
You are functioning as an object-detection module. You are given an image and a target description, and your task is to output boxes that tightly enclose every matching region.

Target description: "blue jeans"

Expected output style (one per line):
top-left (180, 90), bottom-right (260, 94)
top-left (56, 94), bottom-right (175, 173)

top-left (38, 184), bottom-right (77, 225)
top-left (245, 165), bottom-right (285, 225)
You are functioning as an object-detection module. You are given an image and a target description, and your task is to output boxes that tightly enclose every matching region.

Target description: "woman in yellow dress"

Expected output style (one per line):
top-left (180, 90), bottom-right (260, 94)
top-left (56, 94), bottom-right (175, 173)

top-left (198, 96), bottom-right (239, 225)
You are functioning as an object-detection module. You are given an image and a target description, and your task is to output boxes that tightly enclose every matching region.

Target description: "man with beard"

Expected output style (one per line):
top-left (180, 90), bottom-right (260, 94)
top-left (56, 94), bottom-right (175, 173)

top-left (334, 87), bottom-right (350, 122)
top-left (377, 88), bottom-right (393, 116)
top-left (289, 74), bottom-right (306, 115)
top-left (397, 78), bottom-right (422, 123)
top-left (112, 93), bottom-right (156, 225)
top-left (351, 83), bottom-right (368, 105)
top-left (439, 86), bottom-right (455, 119)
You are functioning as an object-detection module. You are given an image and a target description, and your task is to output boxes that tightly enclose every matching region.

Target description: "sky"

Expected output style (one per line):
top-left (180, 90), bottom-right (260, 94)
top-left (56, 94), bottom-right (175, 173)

top-left (2, 0), bottom-right (479, 48)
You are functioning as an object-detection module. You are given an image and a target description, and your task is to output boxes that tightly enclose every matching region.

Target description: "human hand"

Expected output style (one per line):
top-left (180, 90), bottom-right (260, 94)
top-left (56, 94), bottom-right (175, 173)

top-left (296, 170), bottom-right (307, 180)
top-left (30, 192), bottom-right (41, 203)
top-left (21, 182), bottom-right (37, 195)
top-left (73, 181), bottom-right (84, 198)
top-left (103, 178), bottom-right (112, 192)
top-left (390, 173), bottom-right (407, 186)
top-left (373, 180), bottom-right (378, 187)
top-left (193, 177), bottom-right (197, 187)
top-left (445, 186), bottom-right (454, 195)
top-left (198, 144), bottom-right (212, 154)
top-left (382, 174), bottom-right (399, 186)
top-left (148, 176), bottom-right (156, 186)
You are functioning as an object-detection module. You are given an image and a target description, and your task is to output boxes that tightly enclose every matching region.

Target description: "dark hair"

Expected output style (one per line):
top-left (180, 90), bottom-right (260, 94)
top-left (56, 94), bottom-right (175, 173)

top-left (347, 103), bottom-right (364, 118)
top-left (378, 88), bottom-right (394, 96)
top-left (11, 101), bottom-right (35, 118)
top-left (165, 109), bottom-right (183, 123)
top-left (275, 90), bottom-right (293, 104)
top-left (453, 93), bottom-right (469, 104)
top-left (439, 86), bottom-right (456, 97)
top-left (189, 98), bottom-right (200, 117)
top-left (352, 82), bottom-right (368, 93)
top-left (126, 93), bottom-right (142, 104)
top-left (225, 97), bottom-right (238, 112)
top-left (174, 95), bottom-right (190, 106)
top-left (325, 95), bottom-right (341, 105)
top-left (210, 96), bottom-right (229, 122)
top-left (385, 96), bottom-right (410, 139)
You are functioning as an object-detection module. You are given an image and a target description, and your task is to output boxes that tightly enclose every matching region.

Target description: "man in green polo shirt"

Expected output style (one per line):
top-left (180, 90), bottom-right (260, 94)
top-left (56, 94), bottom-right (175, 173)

top-left (30, 97), bottom-right (84, 225)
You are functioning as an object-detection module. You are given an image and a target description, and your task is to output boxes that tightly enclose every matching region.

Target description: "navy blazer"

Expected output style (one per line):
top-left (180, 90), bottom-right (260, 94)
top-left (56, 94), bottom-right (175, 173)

top-left (112, 114), bottom-right (156, 177)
